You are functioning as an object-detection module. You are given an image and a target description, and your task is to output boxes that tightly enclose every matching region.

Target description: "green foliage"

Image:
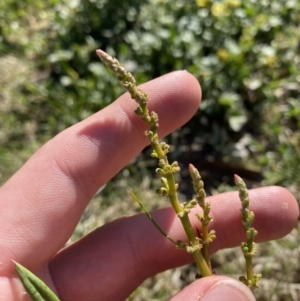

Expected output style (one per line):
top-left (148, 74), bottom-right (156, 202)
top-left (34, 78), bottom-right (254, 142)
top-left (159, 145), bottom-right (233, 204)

top-left (1, 0), bottom-right (299, 193)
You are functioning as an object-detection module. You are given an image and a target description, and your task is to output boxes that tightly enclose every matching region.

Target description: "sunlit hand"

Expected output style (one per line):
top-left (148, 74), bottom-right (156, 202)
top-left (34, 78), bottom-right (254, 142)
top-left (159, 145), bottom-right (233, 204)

top-left (0, 71), bottom-right (298, 301)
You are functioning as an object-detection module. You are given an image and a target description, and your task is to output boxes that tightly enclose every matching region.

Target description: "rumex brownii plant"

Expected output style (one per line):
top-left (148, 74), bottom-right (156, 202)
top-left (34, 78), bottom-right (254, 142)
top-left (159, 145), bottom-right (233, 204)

top-left (235, 174), bottom-right (261, 288)
top-left (15, 50), bottom-right (260, 301)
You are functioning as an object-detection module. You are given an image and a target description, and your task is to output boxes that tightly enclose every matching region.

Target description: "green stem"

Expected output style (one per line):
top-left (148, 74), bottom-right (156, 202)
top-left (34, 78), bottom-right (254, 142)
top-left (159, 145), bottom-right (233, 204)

top-left (201, 223), bottom-right (211, 269)
top-left (245, 237), bottom-right (254, 283)
top-left (154, 144), bottom-right (211, 276)
top-left (189, 164), bottom-right (213, 271)
top-left (165, 171), bottom-right (211, 276)
top-left (180, 213), bottom-right (211, 276)
top-left (235, 174), bottom-right (260, 288)
top-left (151, 143), bottom-right (167, 161)
top-left (97, 49), bottom-right (212, 278)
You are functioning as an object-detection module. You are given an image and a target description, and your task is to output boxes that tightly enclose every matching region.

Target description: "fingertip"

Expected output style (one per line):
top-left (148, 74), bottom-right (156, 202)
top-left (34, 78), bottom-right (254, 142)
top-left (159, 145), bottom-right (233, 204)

top-left (270, 186), bottom-right (299, 217)
top-left (170, 276), bottom-right (255, 301)
top-left (250, 186), bottom-right (299, 240)
top-left (272, 186), bottom-right (299, 224)
top-left (175, 70), bottom-right (202, 105)
top-left (166, 70), bottom-right (202, 109)
top-left (200, 278), bottom-right (256, 301)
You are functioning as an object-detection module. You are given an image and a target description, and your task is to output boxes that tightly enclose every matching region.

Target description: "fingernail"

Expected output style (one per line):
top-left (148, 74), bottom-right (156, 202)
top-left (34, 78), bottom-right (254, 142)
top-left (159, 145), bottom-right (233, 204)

top-left (201, 279), bottom-right (256, 301)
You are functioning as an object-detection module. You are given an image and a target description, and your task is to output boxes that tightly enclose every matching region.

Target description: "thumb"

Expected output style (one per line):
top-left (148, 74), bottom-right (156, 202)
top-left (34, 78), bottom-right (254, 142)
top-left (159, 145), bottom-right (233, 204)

top-left (169, 276), bottom-right (256, 301)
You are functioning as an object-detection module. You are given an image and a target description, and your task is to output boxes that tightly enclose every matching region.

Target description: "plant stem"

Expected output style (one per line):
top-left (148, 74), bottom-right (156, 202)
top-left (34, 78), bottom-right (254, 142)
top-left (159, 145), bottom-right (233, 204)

top-left (234, 174), bottom-right (261, 288)
top-left (180, 213), bottom-right (211, 276)
top-left (96, 49), bottom-right (212, 277)
top-left (154, 146), bottom-right (211, 276)
top-left (201, 222), bottom-right (211, 269)
top-left (189, 164), bottom-right (214, 271)
top-left (245, 238), bottom-right (254, 281)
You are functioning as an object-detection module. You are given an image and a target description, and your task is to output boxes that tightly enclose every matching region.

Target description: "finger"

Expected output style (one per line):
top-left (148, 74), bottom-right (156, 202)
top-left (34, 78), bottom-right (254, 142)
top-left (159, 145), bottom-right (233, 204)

top-left (169, 276), bottom-right (256, 301)
top-left (49, 186), bottom-right (298, 301)
top-left (0, 71), bottom-right (201, 273)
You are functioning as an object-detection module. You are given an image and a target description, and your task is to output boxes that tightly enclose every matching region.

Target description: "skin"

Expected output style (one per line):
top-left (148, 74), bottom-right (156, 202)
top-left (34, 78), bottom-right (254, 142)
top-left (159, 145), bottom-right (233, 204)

top-left (0, 71), bottom-right (298, 301)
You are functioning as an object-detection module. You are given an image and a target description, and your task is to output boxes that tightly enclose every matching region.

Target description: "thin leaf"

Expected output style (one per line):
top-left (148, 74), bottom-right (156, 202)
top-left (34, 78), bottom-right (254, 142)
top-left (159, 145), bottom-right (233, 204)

top-left (14, 261), bottom-right (61, 301)
top-left (129, 192), bottom-right (177, 245)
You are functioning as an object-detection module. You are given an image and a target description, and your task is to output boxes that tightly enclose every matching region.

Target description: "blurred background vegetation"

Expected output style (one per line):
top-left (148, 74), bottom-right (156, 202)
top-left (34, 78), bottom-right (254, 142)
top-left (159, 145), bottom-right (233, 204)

top-left (1, 0), bottom-right (299, 300)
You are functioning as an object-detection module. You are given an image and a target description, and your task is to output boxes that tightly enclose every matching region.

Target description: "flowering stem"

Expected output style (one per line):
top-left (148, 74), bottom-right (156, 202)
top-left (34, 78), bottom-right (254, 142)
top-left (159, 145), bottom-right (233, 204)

top-left (201, 223), bottom-right (210, 268)
top-left (245, 237), bottom-right (254, 281)
top-left (234, 174), bottom-right (261, 289)
top-left (97, 49), bottom-right (211, 277)
top-left (189, 164), bottom-right (215, 271)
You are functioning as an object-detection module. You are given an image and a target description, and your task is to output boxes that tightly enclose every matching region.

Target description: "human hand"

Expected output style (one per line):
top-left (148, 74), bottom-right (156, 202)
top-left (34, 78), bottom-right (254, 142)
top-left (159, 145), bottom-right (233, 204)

top-left (0, 71), bottom-right (298, 301)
